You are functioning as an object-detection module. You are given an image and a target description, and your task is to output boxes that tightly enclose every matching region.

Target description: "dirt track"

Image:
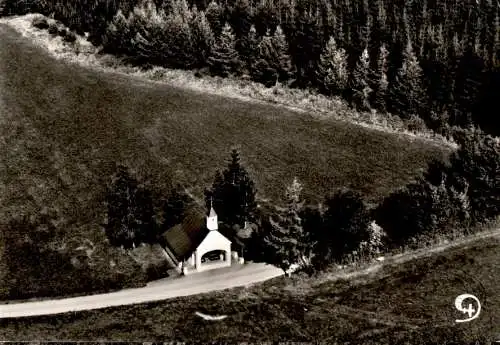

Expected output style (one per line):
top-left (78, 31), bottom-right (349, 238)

top-left (314, 226), bottom-right (500, 287)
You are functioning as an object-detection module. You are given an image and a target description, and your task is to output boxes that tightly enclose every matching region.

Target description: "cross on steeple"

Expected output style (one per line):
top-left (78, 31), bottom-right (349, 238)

top-left (207, 196), bottom-right (218, 231)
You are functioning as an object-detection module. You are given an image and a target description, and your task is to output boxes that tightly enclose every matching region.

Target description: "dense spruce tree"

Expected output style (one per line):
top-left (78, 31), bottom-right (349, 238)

top-left (475, 67), bottom-right (500, 136)
top-left (205, 149), bottom-right (257, 229)
top-left (447, 128), bottom-right (500, 222)
top-left (319, 0), bottom-right (335, 40)
top-left (164, 10), bottom-right (196, 68)
top-left (262, 177), bottom-right (312, 272)
top-left (350, 47), bottom-right (372, 111)
top-left (423, 40), bottom-right (455, 124)
top-left (452, 48), bottom-right (484, 127)
top-left (288, 7), bottom-right (324, 87)
top-left (375, 164), bottom-right (473, 249)
top-left (300, 204), bottom-right (323, 249)
top-left (316, 36), bottom-right (348, 96)
top-left (272, 25), bottom-right (295, 82)
top-left (389, 40), bottom-right (426, 119)
top-left (251, 25), bottom-right (294, 85)
top-left (126, 1), bottom-right (167, 64)
top-left (375, 182), bottom-right (435, 247)
top-left (321, 190), bottom-right (371, 262)
top-left (240, 24), bottom-right (259, 73)
top-left (229, 0), bottom-right (253, 45)
top-left (251, 29), bottom-right (277, 85)
top-left (208, 22), bottom-right (241, 76)
top-left (103, 10), bottom-right (134, 55)
top-left (332, 8), bottom-right (345, 48)
top-left (372, 43), bottom-right (389, 112)
top-left (205, 170), bottom-right (224, 211)
top-left (171, 0), bottom-right (192, 22)
top-left (253, 0), bottom-right (279, 36)
top-left (105, 165), bottom-right (155, 249)
top-left (190, 9), bottom-right (215, 67)
top-left (205, 0), bottom-right (224, 36)
top-left (359, 12), bottom-right (372, 52)
top-left (492, 10), bottom-right (500, 67)
top-left (126, 0), bottom-right (196, 68)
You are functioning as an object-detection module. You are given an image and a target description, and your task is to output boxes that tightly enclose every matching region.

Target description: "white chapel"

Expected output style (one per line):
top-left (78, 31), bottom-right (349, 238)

top-left (160, 204), bottom-right (234, 274)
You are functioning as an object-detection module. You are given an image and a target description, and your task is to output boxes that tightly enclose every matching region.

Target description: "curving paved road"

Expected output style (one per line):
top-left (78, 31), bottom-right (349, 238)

top-left (0, 262), bottom-right (284, 318)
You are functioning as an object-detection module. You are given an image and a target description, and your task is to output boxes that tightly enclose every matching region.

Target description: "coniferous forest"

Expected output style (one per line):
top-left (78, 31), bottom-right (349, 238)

top-left (2, 0), bottom-right (500, 137)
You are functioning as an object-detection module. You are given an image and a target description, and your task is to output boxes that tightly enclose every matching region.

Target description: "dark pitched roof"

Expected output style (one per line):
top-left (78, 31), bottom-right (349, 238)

top-left (161, 206), bottom-right (209, 261)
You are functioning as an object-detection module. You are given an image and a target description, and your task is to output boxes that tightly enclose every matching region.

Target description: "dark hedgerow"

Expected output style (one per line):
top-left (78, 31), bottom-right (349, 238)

top-left (63, 30), bottom-right (77, 43)
top-left (47, 22), bottom-right (58, 35)
top-left (32, 16), bottom-right (49, 29)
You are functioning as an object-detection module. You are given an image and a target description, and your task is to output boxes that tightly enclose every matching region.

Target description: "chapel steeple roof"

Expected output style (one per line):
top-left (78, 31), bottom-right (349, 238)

top-left (208, 205), bottom-right (217, 218)
top-left (208, 196), bottom-right (217, 218)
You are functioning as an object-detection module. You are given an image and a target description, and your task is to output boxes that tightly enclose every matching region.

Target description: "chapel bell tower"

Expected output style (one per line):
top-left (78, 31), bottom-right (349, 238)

top-left (207, 203), bottom-right (218, 231)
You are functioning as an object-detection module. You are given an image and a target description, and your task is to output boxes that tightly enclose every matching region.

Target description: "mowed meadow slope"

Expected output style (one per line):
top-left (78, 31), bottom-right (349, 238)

top-left (0, 23), bottom-right (450, 232)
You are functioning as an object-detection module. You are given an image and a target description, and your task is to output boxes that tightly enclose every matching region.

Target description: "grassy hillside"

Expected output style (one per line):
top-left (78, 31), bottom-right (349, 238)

top-left (0, 23), bottom-right (450, 210)
top-left (1, 235), bottom-right (498, 342)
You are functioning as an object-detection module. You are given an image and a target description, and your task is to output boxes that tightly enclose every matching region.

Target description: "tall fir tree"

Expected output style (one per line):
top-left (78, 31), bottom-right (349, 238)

top-left (372, 43), bottom-right (389, 112)
top-left (205, 149), bottom-right (257, 229)
top-left (273, 25), bottom-right (295, 82)
top-left (316, 36), bottom-right (349, 96)
top-left (448, 128), bottom-right (500, 222)
top-left (208, 22), bottom-right (241, 77)
top-left (251, 25), bottom-right (294, 86)
top-left (170, 0), bottom-right (192, 22)
top-left (240, 24), bottom-right (259, 74)
top-left (374, 182), bottom-right (433, 247)
top-left (251, 29), bottom-right (276, 85)
top-left (320, 0), bottom-right (335, 41)
top-left (333, 9), bottom-right (345, 47)
top-left (350, 47), bottom-right (372, 111)
top-left (262, 177), bottom-right (312, 272)
top-left (359, 14), bottom-right (372, 52)
top-left (190, 9), bottom-right (215, 67)
top-left (128, 0), bottom-right (196, 69)
top-left (164, 10), bottom-right (196, 68)
top-left (254, 0), bottom-right (280, 36)
top-left (289, 7), bottom-right (324, 87)
top-left (452, 48), bottom-right (484, 127)
top-left (229, 0), bottom-right (253, 44)
top-left (389, 40), bottom-right (426, 119)
top-left (103, 10), bottom-right (134, 55)
top-left (322, 190), bottom-right (371, 262)
top-left (205, 0), bottom-right (224, 36)
top-left (492, 10), bottom-right (500, 67)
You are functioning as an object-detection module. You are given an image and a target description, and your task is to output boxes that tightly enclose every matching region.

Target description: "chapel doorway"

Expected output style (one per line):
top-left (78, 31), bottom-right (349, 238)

top-left (201, 249), bottom-right (227, 263)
